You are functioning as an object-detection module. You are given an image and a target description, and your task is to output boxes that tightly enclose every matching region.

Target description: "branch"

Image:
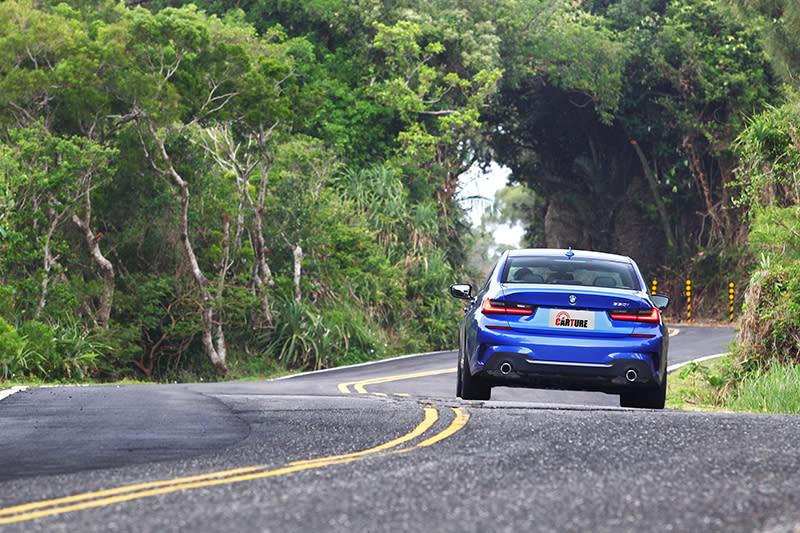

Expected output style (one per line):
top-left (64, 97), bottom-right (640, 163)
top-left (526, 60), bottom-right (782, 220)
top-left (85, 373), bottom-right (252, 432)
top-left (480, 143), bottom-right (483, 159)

top-left (7, 101), bottom-right (37, 124)
top-left (134, 115), bottom-right (168, 177)
top-left (418, 109), bottom-right (457, 116)
top-left (772, 215), bottom-right (800, 242)
top-left (107, 111), bottom-right (142, 125)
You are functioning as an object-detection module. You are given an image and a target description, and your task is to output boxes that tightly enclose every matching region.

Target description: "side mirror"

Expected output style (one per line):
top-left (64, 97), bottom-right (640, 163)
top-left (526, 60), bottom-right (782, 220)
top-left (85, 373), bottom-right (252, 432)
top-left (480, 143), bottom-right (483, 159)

top-left (449, 283), bottom-right (473, 300)
top-left (651, 294), bottom-right (670, 310)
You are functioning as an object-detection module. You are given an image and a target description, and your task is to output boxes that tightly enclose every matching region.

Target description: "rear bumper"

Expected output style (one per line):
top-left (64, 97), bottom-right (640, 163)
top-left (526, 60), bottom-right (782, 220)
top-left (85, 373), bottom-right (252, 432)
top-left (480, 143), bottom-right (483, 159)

top-left (479, 352), bottom-right (662, 394)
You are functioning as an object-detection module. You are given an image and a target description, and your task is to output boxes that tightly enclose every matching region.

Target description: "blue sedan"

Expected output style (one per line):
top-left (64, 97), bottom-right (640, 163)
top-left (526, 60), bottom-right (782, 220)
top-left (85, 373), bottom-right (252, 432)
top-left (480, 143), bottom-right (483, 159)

top-left (450, 248), bottom-right (670, 408)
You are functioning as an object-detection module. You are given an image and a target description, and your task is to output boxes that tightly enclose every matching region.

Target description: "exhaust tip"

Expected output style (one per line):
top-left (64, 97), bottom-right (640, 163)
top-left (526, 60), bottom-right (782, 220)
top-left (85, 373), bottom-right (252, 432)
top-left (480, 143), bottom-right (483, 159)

top-left (625, 368), bottom-right (638, 382)
top-left (499, 362), bottom-right (513, 375)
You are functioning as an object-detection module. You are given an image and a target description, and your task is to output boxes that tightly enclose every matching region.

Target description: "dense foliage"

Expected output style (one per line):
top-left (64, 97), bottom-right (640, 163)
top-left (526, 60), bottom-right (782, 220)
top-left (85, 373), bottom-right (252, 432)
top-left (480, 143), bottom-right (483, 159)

top-left (0, 0), bottom-right (493, 381)
top-left (0, 0), bottom-right (793, 383)
top-left (730, 96), bottom-right (800, 369)
top-left (724, 0), bottom-right (800, 373)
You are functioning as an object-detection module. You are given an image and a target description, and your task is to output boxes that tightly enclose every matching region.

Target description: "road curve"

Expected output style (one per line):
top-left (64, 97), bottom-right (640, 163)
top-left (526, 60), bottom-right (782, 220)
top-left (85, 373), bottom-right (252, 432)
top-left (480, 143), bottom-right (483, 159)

top-left (3, 325), bottom-right (800, 532)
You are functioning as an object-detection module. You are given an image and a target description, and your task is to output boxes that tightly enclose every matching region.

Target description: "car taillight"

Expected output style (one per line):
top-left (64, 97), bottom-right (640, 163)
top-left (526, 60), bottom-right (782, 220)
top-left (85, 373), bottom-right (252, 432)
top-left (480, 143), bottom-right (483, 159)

top-left (608, 308), bottom-right (660, 323)
top-left (481, 299), bottom-right (535, 316)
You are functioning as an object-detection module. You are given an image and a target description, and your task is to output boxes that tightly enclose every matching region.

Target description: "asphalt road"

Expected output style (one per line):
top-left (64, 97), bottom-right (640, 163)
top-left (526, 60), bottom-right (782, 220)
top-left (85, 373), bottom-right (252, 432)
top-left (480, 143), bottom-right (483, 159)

top-left (3, 325), bottom-right (800, 532)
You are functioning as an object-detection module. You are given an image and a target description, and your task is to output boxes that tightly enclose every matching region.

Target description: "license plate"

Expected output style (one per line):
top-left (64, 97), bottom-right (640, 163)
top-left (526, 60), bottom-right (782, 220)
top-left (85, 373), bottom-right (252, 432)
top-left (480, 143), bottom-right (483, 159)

top-left (548, 309), bottom-right (596, 330)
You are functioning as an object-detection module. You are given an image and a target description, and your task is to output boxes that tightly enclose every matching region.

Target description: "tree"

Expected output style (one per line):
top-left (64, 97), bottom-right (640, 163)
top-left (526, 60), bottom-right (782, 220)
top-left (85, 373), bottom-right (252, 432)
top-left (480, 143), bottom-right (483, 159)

top-left (633, 0), bottom-right (772, 246)
top-left (1, 125), bottom-right (116, 326)
top-left (488, 0), bottom-right (774, 269)
top-left (198, 124), bottom-right (278, 321)
top-left (489, 1), bottom-right (634, 254)
top-left (725, 0), bottom-right (800, 86)
top-left (117, 5), bottom-right (261, 373)
top-left (269, 136), bottom-right (341, 304)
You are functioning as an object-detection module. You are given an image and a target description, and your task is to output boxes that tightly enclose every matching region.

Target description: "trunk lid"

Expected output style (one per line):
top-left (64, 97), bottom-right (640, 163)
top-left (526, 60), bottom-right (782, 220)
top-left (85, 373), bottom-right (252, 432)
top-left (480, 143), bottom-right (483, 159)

top-left (498, 285), bottom-right (652, 337)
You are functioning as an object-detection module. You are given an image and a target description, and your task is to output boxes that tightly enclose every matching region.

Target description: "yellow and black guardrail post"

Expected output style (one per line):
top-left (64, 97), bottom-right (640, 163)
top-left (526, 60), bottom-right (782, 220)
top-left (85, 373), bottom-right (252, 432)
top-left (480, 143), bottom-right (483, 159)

top-left (685, 279), bottom-right (692, 322)
top-left (729, 282), bottom-right (735, 322)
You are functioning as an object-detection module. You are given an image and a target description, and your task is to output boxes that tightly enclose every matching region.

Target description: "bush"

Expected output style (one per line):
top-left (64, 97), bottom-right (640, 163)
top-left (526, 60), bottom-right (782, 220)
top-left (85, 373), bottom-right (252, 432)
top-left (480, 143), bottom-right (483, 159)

top-left (264, 297), bottom-right (384, 371)
top-left (20, 318), bottom-right (106, 381)
top-left (0, 317), bottom-right (42, 380)
top-left (112, 274), bottom-right (204, 380)
top-left (736, 263), bottom-right (800, 369)
top-left (404, 250), bottom-right (462, 350)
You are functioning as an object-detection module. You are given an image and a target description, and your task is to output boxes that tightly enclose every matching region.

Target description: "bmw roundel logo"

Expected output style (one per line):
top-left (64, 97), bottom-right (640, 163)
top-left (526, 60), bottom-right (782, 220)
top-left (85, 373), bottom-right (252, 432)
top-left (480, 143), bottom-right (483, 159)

top-left (569, 295), bottom-right (577, 305)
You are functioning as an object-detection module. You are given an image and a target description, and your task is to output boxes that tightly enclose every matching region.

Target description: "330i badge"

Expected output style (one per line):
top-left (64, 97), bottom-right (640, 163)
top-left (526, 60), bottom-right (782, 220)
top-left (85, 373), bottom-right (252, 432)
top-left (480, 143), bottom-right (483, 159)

top-left (449, 248), bottom-right (670, 408)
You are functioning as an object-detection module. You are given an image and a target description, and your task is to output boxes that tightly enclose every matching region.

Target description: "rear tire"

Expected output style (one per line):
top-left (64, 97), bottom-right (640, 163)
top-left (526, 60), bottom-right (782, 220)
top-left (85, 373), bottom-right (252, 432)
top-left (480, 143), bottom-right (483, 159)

top-left (620, 375), bottom-right (666, 409)
top-left (456, 350), bottom-right (463, 398)
top-left (459, 352), bottom-right (491, 401)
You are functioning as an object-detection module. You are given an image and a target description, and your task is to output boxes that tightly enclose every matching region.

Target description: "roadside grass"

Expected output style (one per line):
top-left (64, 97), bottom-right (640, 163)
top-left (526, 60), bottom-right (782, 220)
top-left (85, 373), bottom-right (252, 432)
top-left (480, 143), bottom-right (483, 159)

top-left (728, 364), bottom-right (800, 413)
top-left (667, 358), bottom-right (732, 411)
top-left (667, 355), bottom-right (800, 414)
top-left (0, 377), bottom-right (152, 388)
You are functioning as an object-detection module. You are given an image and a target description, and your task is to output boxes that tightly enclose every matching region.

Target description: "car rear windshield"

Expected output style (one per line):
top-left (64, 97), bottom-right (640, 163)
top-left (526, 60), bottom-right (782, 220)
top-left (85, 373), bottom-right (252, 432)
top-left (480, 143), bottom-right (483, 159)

top-left (501, 256), bottom-right (640, 290)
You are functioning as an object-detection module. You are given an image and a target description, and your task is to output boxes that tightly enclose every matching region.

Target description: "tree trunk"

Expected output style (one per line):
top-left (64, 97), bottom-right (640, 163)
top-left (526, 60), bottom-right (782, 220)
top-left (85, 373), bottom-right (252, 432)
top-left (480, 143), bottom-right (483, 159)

top-left (249, 124), bottom-right (280, 323)
top-left (282, 232), bottom-right (303, 304)
top-left (143, 118), bottom-right (228, 374)
top-left (630, 140), bottom-right (676, 249)
top-left (176, 174), bottom-right (228, 373)
top-left (72, 184), bottom-right (115, 329)
top-left (72, 215), bottom-right (115, 329)
top-left (683, 134), bottom-right (725, 245)
top-left (35, 206), bottom-right (62, 319)
top-left (241, 154), bottom-right (275, 324)
top-left (250, 160), bottom-right (275, 320)
top-left (249, 206), bottom-right (274, 323)
top-left (214, 213), bottom-right (231, 366)
top-left (292, 244), bottom-right (303, 304)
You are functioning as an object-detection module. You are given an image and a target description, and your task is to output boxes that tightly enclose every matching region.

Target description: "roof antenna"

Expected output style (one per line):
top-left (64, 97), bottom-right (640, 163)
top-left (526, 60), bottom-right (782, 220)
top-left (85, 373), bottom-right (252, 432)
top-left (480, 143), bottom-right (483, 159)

top-left (565, 247), bottom-right (574, 259)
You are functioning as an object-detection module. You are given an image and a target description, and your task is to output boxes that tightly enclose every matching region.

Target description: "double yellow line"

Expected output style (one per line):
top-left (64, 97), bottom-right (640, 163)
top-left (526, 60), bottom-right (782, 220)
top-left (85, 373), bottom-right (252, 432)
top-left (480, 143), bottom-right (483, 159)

top-left (0, 401), bottom-right (467, 524)
top-left (338, 368), bottom-right (456, 394)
